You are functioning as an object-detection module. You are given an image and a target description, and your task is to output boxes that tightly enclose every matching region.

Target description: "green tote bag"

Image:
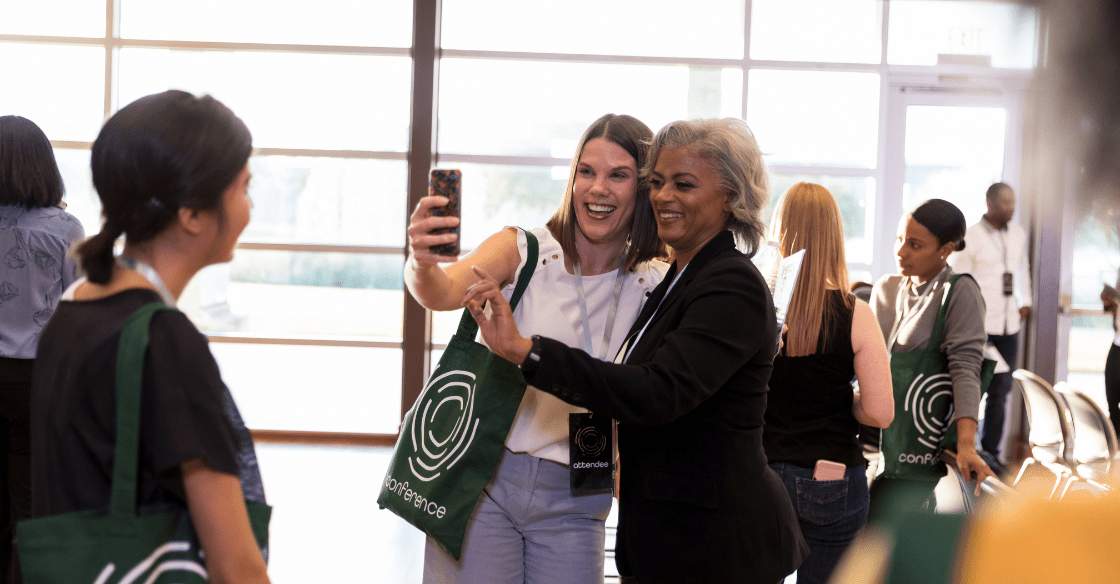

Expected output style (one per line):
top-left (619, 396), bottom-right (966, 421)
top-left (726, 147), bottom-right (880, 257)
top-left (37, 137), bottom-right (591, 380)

top-left (880, 275), bottom-right (997, 481)
top-left (16, 302), bottom-right (271, 584)
top-left (378, 229), bottom-right (538, 560)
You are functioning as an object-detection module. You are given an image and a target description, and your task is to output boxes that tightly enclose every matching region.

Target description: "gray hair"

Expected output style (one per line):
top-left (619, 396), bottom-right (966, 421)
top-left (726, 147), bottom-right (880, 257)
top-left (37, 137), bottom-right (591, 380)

top-left (643, 118), bottom-right (769, 257)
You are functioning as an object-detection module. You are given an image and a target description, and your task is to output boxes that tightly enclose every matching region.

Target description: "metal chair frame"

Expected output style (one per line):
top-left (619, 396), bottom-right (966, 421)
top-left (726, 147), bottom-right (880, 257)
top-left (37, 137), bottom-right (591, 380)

top-left (1011, 369), bottom-right (1075, 498)
top-left (1053, 381), bottom-right (1117, 498)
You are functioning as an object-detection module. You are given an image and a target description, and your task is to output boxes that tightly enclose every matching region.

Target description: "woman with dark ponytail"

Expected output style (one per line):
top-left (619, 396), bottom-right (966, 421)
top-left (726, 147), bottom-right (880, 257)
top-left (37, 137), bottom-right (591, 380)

top-left (0, 115), bottom-right (85, 584)
top-left (29, 91), bottom-right (270, 584)
top-left (868, 198), bottom-right (995, 515)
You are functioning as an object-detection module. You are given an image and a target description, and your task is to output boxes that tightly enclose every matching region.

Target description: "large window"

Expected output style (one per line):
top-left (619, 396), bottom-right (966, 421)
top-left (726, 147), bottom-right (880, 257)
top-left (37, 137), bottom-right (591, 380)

top-left (1, 0), bottom-right (1043, 434)
top-left (2, 1), bottom-right (1050, 581)
top-left (2, 0), bottom-right (414, 437)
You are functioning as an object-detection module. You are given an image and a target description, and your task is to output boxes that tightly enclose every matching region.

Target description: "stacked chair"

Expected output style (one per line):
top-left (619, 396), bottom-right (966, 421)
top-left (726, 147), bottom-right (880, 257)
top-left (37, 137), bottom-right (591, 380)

top-left (1012, 369), bottom-right (1117, 499)
top-left (1053, 381), bottom-right (1117, 497)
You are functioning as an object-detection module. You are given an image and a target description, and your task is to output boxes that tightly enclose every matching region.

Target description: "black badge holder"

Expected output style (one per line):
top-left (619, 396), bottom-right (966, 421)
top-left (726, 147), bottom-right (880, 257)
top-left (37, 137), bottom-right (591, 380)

top-left (569, 412), bottom-right (614, 494)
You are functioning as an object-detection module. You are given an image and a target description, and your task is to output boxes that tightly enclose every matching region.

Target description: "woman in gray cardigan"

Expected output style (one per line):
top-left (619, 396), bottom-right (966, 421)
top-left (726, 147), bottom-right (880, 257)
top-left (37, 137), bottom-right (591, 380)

top-left (869, 199), bottom-right (995, 513)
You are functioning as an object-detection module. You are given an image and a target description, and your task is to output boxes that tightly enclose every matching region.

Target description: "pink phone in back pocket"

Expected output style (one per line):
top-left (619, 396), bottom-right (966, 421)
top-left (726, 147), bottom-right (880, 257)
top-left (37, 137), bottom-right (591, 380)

top-left (813, 459), bottom-right (846, 481)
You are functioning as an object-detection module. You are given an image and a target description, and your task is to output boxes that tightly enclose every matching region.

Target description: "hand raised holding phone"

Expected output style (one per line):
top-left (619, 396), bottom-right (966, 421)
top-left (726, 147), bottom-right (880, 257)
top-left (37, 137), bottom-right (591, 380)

top-left (407, 169), bottom-right (461, 264)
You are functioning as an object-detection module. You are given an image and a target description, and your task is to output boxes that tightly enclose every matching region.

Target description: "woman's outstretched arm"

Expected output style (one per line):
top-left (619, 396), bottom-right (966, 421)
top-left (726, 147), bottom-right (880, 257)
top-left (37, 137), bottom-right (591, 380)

top-left (404, 196), bottom-right (522, 312)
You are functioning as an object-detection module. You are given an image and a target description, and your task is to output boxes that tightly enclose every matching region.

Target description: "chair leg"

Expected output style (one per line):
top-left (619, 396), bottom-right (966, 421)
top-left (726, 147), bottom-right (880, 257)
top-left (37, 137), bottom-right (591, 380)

top-left (1043, 463), bottom-right (1072, 500)
top-left (1058, 475), bottom-right (1076, 499)
top-left (1013, 458), bottom-right (1035, 487)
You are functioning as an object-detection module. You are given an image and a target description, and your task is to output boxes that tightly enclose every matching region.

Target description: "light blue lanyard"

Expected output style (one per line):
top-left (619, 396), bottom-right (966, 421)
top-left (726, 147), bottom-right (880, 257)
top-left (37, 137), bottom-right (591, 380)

top-left (887, 266), bottom-right (945, 349)
top-left (116, 255), bottom-right (177, 307)
top-left (574, 252), bottom-right (627, 361)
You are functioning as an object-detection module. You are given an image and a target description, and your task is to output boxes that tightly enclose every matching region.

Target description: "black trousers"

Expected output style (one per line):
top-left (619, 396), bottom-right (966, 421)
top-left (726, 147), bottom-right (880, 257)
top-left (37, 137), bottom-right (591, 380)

top-left (620, 577), bottom-right (782, 584)
top-left (1106, 343), bottom-right (1120, 439)
top-left (0, 356), bottom-right (32, 584)
top-left (981, 333), bottom-right (1019, 458)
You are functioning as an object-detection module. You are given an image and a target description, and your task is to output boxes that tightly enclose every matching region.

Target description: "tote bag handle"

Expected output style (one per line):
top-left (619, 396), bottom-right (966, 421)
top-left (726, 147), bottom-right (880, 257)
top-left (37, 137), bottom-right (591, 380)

top-left (109, 302), bottom-right (179, 525)
top-left (926, 274), bottom-right (971, 356)
top-left (453, 228), bottom-right (539, 340)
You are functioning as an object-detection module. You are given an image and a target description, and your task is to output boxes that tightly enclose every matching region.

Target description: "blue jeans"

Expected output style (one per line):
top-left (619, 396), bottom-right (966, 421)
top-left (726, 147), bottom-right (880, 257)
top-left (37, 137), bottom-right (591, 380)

top-left (770, 462), bottom-right (869, 584)
top-left (423, 448), bottom-right (613, 584)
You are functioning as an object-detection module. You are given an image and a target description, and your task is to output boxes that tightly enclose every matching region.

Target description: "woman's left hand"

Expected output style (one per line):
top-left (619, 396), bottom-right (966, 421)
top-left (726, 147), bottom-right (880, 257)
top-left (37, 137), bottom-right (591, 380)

top-left (463, 265), bottom-right (533, 365)
top-left (955, 446), bottom-right (996, 496)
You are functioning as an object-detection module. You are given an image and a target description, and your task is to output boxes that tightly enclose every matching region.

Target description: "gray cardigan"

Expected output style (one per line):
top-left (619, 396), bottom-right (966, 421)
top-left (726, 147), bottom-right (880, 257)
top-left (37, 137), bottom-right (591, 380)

top-left (870, 266), bottom-right (987, 423)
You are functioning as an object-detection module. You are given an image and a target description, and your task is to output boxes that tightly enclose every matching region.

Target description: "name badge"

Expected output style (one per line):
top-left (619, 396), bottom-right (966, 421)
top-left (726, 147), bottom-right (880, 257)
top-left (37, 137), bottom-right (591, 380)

top-left (1002, 272), bottom-right (1014, 296)
top-left (569, 413), bottom-right (613, 495)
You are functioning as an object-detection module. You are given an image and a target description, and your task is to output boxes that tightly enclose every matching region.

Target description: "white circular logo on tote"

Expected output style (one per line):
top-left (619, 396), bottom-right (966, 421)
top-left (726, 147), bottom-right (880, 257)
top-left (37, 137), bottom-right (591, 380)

top-left (904, 372), bottom-right (955, 450)
top-left (408, 369), bottom-right (480, 482)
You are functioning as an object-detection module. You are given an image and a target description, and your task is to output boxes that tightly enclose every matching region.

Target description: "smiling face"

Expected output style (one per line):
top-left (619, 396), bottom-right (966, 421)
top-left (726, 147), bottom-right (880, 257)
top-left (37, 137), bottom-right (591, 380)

top-left (648, 147), bottom-right (730, 266)
top-left (571, 137), bottom-right (639, 252)
top-left (895, 217), bottom-right (954, 283)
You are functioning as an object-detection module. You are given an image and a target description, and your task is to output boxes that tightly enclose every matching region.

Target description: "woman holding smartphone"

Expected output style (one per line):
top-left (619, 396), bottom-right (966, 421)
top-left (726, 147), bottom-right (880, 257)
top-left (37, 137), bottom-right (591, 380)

top-left (462, 118), bottom-right (808, 584)
top-left (406, 114), bottom-right (666, 584)
top-left (762, 182), bottom-right (893, 584)
top-left (30, 91), bottom-right (269, 584)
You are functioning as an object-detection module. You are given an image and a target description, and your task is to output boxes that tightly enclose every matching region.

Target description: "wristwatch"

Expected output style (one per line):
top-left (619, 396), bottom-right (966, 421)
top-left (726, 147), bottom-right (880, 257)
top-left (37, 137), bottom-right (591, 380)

top-left (520, 335), bottom-right (543, 375)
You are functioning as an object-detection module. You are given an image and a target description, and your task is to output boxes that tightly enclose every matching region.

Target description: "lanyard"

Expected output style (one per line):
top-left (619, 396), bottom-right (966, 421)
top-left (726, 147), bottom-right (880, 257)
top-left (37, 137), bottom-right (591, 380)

top-left (116, 255), bottom-right (177, 307)
top-left (985, 219), bottom-right (1010, 271)
top-left (998, 229), bottom-right (1009, 270)
top-left (886, 266), bottom-right (946, 349)
top-left (620, 263), bottom-right (688, 364)
top-left (574, 251), bottom-right (627, 361)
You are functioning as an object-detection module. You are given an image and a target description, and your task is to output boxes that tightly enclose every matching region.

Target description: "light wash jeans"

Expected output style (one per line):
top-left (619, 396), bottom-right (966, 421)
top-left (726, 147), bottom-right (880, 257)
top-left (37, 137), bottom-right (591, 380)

top-left (423, 448), bottom-right (613, 584)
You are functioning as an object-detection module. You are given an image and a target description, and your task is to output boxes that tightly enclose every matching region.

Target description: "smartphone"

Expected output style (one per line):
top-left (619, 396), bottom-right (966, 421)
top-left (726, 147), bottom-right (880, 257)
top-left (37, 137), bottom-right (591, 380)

top-left (813, 459), bottom-right (846, 481)
top-left (428, 169), bottom-right (461, 256)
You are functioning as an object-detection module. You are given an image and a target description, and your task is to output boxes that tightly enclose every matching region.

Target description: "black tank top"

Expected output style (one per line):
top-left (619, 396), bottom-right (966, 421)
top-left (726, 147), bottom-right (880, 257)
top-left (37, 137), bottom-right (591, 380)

top-left (763, 290), bottom-right (863, 468)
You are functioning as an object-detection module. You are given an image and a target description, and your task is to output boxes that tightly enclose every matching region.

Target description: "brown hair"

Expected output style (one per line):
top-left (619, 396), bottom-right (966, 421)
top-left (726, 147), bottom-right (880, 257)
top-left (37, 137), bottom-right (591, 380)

top-left (0, 115), bottom-right (65, 209)
top-left (76, 91), bottom-right (252, 283)
top-left (546, 114), bottom-right (665, 269)
top-left (770, 182), bottom-right (854, 357)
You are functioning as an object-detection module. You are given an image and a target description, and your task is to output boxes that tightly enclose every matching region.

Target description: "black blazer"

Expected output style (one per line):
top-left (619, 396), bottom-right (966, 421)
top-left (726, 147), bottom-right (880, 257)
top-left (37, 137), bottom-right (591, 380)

top-left (527, 230), bottom-right (808, 584)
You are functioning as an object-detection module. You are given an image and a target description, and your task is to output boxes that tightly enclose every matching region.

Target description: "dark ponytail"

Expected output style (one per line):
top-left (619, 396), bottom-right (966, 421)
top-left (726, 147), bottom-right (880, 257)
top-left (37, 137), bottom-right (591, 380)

top-left (76, 90), bottom-right (252, 283)
top-left (77, 221), bottom-right (124, 284)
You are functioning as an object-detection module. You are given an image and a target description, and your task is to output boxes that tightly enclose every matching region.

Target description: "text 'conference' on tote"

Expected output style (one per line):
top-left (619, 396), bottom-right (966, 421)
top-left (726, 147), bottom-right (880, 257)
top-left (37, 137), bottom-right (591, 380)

top-left (15, 302), bottom-right (270, 584)
top-left (378, 229), bottom-right (538, 560)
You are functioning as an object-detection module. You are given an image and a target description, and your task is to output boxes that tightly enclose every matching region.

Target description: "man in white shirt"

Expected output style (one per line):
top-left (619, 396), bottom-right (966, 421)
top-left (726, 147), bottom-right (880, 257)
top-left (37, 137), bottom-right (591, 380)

top-left (950, 182), bottom-right (1032, 462)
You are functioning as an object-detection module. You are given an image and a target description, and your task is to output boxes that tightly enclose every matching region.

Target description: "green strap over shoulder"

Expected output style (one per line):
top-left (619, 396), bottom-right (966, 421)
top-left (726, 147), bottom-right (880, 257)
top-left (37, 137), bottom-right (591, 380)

top-left (453, 228), bottom-right (539, 340)
top-left (109, 301), bottom-right (179, 522)
top-left (926, 274), bottom-right (965, 356)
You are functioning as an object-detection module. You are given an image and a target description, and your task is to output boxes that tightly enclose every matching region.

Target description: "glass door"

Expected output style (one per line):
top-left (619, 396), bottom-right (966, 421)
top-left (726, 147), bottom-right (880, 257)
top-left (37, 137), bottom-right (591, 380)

top-left (882, 82), bottom-right (1030, 452)
top-left (879, 84), bottom-right (1025, 278)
